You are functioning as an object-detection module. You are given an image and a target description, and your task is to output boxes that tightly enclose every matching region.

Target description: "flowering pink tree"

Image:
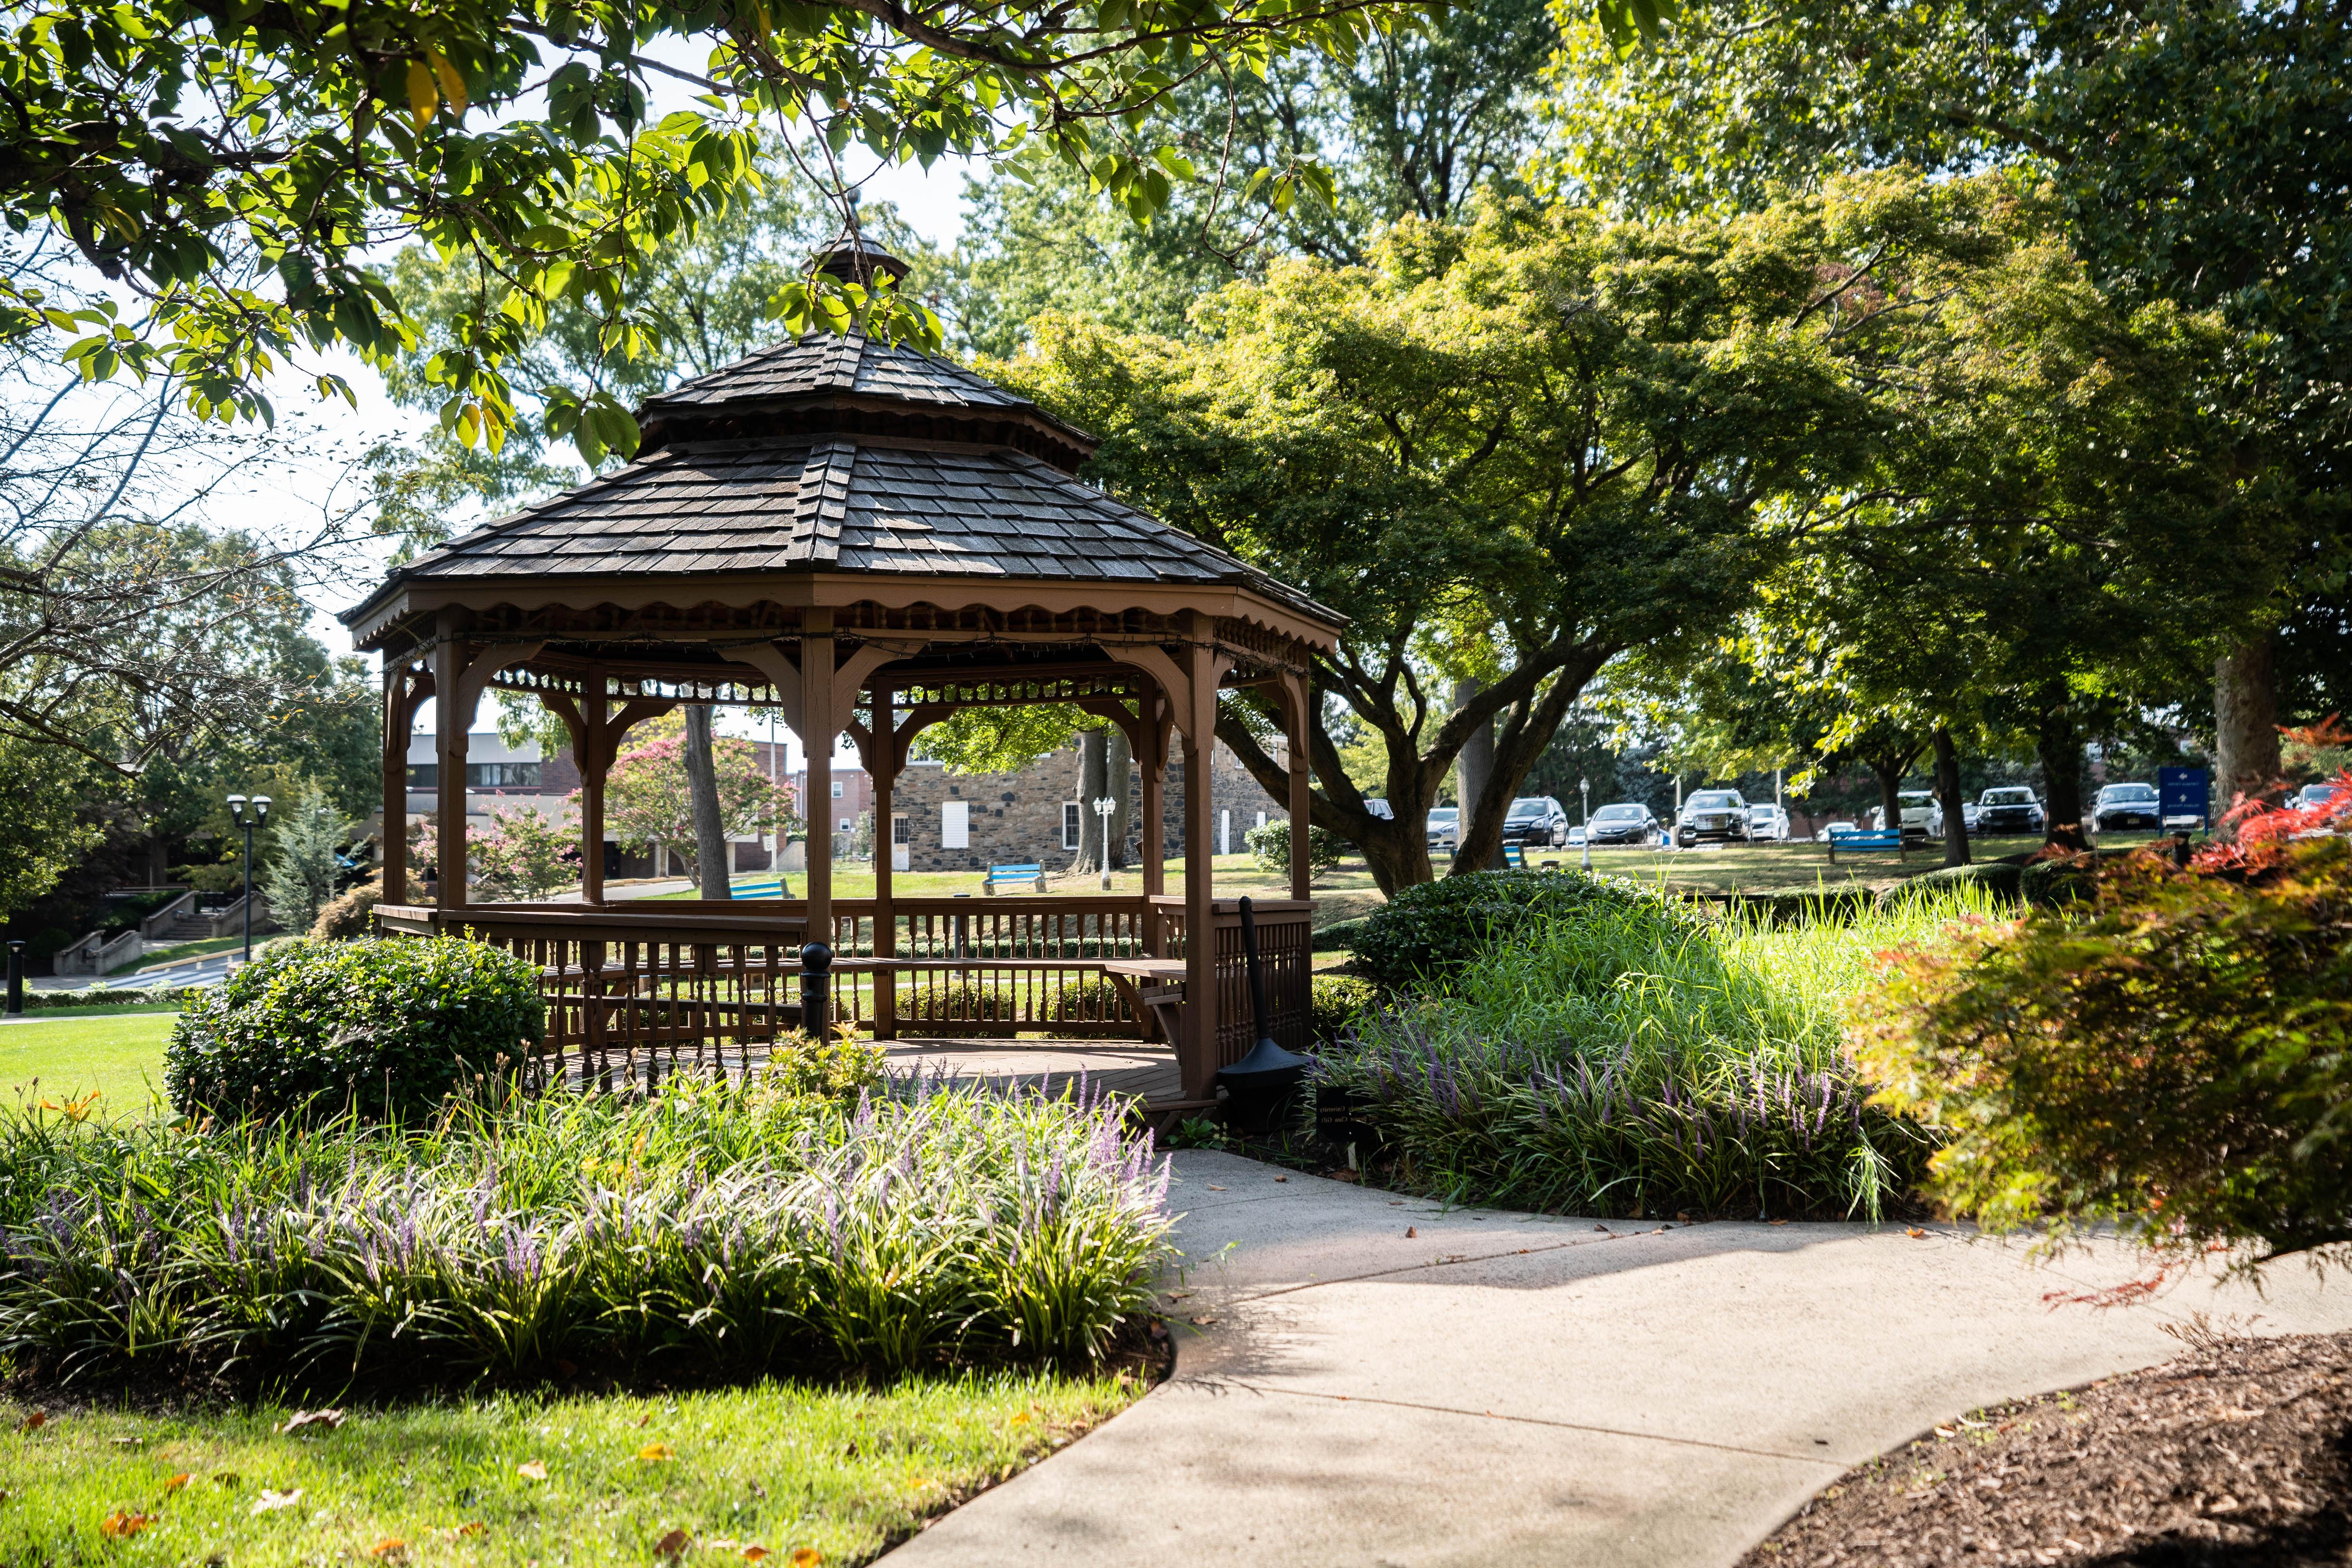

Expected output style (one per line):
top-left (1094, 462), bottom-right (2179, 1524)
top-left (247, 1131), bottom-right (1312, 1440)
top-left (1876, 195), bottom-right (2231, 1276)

top-left (602, 734), bottom-right (795, 883)
top-left (472, 804), bottom-right (580, 900)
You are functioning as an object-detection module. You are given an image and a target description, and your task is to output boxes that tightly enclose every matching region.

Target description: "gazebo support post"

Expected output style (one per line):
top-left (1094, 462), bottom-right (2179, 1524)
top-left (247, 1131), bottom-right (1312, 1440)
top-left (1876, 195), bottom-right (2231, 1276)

top-left (800, 614), bottom-right (836, 963)
top-left (1140, 683), bottom-right (1167, 951)
top-left (578, 696), bottom-right (608, 906)
top-left (1180, 624), bottom-right (1220, 1101)
top-left (380, 661), bottom-right (432, 904)
top-left (432, 620), bottom-right (470, 910)
top-left (869, 687), bottom-right (897, 1040)
top-left (1282, 670), bottom-right (1315, 902)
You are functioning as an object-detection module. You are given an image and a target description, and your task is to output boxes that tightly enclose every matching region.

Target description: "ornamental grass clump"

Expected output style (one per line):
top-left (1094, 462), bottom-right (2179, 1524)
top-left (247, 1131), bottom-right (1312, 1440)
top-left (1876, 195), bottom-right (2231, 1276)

top-left (1315, 890), bottom-right (1997, 1219)
top-left (0, 1073), bottom-right (1172, 1387)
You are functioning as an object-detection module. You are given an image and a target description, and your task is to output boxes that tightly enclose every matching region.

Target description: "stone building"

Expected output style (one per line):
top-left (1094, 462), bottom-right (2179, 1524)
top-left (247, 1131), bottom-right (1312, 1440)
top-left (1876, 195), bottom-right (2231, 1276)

top-left (888, 738), bottom-right (1289, 874)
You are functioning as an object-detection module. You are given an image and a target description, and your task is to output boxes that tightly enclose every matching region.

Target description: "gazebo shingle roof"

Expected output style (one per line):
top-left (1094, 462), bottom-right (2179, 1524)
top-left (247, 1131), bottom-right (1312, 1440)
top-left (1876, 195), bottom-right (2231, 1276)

top-left (638, 332), bottom-right (1037, 416)
top-left (390, 436), bottom-right (1324, 605)
top-left (344, 328), bottom-right (1344, 636)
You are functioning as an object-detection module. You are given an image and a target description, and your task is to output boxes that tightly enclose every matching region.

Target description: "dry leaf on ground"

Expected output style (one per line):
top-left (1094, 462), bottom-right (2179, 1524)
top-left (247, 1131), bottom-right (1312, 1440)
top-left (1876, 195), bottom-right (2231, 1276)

top-left (100, 1511), bottom-right (155, 1537)
top-left (453, 1521), bottom-right (487, 1537)
top-left (654, 1526), bottom-right (691, 1558)
top-left (282, 1409), bottom-right (346, 1434)
top-left (367, 1536), bottom-right (407, 1560)
top-left (791, 1550), bottom-right (822, 1567)
top-left (639, 1443), bottom-right (676, 1462)
top-left (516, 1459), bottom-right (548, 1481)
top-left (250, 1488), bottom-right (303, 1515)
top-left (164, 1473), bottom-right (190, 1492)
top-left (17, 1411), bottom-right (46, 1432)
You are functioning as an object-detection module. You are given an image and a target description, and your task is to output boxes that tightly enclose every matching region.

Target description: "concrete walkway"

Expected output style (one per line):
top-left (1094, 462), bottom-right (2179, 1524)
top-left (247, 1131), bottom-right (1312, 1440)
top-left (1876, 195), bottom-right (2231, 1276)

top-left (888, 1150), bottom-right (2352, 1567)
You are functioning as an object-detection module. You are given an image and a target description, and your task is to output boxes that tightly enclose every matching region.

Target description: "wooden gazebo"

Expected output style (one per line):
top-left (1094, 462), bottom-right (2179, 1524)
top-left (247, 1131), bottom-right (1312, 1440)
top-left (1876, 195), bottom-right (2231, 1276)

top-left (341, 252), bottom-right (1344, 1111)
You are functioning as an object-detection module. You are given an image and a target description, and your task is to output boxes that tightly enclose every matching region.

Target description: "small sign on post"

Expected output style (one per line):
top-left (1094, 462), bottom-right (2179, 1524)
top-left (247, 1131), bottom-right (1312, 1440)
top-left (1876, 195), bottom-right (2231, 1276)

top-left (2158, 766), bottom-right (2210, 832)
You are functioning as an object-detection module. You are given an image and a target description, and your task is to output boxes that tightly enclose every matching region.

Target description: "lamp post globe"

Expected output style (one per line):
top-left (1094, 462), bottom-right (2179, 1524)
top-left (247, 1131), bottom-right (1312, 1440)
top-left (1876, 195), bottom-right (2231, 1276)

top-left (1091, 796), bottom-right (1117, 889)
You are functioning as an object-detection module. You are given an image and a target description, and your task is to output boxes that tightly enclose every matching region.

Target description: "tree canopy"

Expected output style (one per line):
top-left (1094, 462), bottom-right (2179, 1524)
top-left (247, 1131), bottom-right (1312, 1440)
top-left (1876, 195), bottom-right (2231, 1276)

top-left (994, 170), bottom-right (2038, 888)
top-left (2, 0), bottom-right (1423, 463)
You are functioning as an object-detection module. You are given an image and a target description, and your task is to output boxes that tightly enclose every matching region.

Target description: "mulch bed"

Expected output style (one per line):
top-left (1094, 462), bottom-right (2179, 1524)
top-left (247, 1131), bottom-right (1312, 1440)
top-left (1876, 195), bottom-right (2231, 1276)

top-left (1744, 1326), bottom-right (2352, 1567)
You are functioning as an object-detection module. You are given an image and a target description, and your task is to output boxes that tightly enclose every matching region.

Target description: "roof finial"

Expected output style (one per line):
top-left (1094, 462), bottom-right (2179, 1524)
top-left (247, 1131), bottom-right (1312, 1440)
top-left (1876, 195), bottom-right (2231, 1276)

top-left (812, 193), bottom-right (908, 290)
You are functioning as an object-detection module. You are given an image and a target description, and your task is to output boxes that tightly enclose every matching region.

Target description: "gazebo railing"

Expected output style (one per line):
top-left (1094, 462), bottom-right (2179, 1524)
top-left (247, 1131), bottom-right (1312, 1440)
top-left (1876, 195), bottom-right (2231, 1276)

top-left (376, 895), bottom-right (1312, 1094)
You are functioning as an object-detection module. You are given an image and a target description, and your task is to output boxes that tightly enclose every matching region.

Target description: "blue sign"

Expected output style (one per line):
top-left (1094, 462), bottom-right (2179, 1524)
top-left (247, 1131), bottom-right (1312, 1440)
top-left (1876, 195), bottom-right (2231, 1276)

top-left (2158, 766), bottom-right (2209, 825)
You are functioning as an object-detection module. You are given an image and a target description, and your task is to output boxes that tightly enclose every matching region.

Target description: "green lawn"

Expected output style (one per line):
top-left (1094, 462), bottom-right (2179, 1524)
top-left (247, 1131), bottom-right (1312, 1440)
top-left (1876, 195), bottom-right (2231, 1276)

top-left (0, 1011), bottom-right (176, 1116)
top-left (1, 1372), bottom-right (1141, 1567)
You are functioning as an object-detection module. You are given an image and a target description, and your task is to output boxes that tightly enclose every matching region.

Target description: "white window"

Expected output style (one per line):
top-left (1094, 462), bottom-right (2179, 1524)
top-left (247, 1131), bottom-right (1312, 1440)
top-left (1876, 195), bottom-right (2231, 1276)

top-left (1219, 809), bottom-right (1231, 855)
top-left (837, 817), bottom-right (851, 834)
top-left (942, 800), bottom-right (970, 849)
top-left (1256, 810), bottom-right (1266, 832)
top-left (891, 814), bottom-right (909, 846)
top-left (830, 780), bottom-right (844, 799)
top-left (1063, 801), bottom-right (1081, 850)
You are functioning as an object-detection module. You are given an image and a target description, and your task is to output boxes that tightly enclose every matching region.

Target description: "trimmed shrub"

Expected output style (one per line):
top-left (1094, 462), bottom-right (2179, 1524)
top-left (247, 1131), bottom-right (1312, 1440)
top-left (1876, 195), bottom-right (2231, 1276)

top-left (310, 877), bottom-right (383, 940)
top-left (164, 937), bottom-right (546, 1120)
top-left (1352, 868), bottom-right (1677, 992)
top-left (904, 977), bottom-right (1012, 1023)
top-left (1309, 973), bottom-right (1377, 1045)
top-left (2019, 847), bottom-right (2136, 907)
top-left (1050, 974), bottom-right (1123, 1024)
top-left (1312, 914), bottom-right (1370, 953)
top-left (1243, 819), bottom-right (1346, 878)
top-left (1885, 861), bottom-right (2023, 906)
top-left (26, 986), bottom-right (200, 1011)
top-left (1851, 839), bottom-right (2352, 1270)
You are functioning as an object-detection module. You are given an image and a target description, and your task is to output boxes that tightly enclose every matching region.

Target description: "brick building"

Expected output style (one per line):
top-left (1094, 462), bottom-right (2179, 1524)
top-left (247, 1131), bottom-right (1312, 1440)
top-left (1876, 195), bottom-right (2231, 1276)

top-left (889, 738), bottom-right (1288, 873)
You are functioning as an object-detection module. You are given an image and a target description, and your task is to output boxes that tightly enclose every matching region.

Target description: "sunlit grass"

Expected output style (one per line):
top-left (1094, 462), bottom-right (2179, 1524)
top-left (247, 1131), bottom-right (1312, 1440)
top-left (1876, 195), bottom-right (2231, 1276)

top-left (0, 1369), bottom-right (1142, 1567)
top-left (0, 1012), bottom-right (177, 1116)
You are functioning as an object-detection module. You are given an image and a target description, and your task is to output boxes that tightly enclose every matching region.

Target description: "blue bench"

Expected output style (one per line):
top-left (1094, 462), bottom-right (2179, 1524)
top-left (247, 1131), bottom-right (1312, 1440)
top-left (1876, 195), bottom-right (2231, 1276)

top-left (1502, 842), bottom-right (1525, 869)
top-left (732, 879), bottom-right (785, 898)
top-left (983, 862), bottom-right (1046, 894)
top-left (1825, 828), bottom-right (1907, 863)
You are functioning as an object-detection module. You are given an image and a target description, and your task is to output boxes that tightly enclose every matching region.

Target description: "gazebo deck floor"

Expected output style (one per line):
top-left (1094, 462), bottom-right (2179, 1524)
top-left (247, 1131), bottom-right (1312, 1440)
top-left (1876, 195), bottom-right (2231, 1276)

top-left (552, 1036), bottom-right (1183, 1107)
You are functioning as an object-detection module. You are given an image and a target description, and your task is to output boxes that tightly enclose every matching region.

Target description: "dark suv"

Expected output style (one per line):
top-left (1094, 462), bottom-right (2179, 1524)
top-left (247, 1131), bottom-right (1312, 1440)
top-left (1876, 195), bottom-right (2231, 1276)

top-left (1501, 795), bottom-right (1570, 848)
top-left (1976, 787), bottom-right (2046, 836)
top-left (1674, 789), bottom-right (1752, 847)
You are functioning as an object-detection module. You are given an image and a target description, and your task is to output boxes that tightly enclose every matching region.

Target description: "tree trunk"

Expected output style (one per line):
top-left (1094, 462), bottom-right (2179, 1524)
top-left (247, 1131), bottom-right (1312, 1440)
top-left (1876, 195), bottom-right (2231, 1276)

top-left (683, 705), bottom-right (731, 899)
top-left (2037, 692), bottom-right (2089, 851)
top-left (1070, 727), bottom-right (1108, 873)
top-left (2214, 634), bottom-right (2282, 832)
top-left (1453, 678), bottom-right (1504, 871)
top-left (1105, 724), bottom-right (1132, 869)
top-left (1933, 726), bottom-right (1971, 868)
top-left (1867, 757), bottom-right (1905, 835)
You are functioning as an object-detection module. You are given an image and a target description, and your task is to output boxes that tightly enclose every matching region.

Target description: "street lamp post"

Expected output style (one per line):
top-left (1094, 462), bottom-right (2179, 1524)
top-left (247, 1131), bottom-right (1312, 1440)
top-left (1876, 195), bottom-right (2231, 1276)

top-left (225, 793), bottom-right (271, 965)
top-left (1092, 796), bottom-right (1117, 889)
top-left (1579, 776), bottom-right (1592, 873)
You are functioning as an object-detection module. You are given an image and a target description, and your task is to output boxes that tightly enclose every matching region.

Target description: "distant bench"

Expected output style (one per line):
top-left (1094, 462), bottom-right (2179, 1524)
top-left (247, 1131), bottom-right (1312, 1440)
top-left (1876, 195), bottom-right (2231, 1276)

top-left (1826, 829), bottom-right (1907, 863)
top-left (983, 862), bottom-right (1046, 894)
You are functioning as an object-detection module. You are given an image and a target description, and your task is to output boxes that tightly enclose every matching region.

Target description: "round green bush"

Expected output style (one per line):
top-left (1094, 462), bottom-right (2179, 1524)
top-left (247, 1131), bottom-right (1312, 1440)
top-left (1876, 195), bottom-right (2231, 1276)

top-left (1309, 973), bottom-right (1378, 1044)
top-left (165, 936), bottom-right (546, 1120)
top-left (1352, 868), bottom-right (1673, 992)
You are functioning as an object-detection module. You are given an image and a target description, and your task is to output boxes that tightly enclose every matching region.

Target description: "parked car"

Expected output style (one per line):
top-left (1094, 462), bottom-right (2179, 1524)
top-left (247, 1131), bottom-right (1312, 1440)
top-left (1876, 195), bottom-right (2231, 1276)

top-left (2292, 781), bottom-right (2343, 812)
top-left (1502, 795), bottom-right (1571, 848)
top-left (1923, 797), bottom-right (1982, 836)
top-left (1365, 798), bottom-right (1394, 820)
top-left (1566, 825), bottom-right (1587, 848)
top-left (1675, 789), bottom-right (1751, 847)
top-left (1426, 806), bottom-right (1459, 853)
top-left (2093, 781), bottom-right (2162, 831)
top-left (1975, 786), bottom-right (2046, 836)
top-left (1746, 803), bottom-right (1791, 841)
top-left (1587, 802), bottom-right (1661, 845)
top-left (1869, 790), bottom-right (1938, 841)
top-left (1816, 820), bottom-right (1863, 842)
